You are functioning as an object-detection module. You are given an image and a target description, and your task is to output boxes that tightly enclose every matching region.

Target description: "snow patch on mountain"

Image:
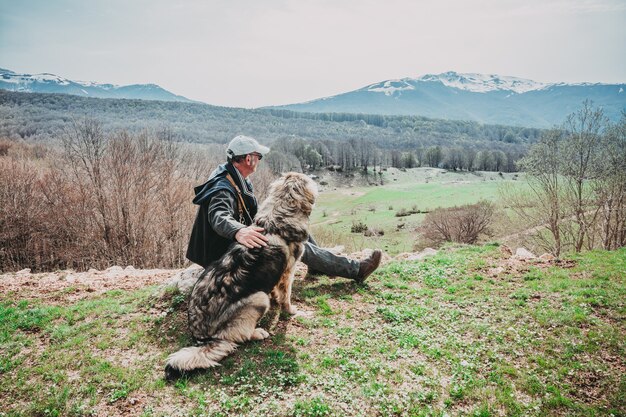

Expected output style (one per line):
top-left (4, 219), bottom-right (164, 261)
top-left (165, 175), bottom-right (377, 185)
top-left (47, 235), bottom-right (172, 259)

top-left (366, 79), bottom-right (415, 96)
top-left (2, 72), bottom-right (71, 86)
top-left (418, 72), bottom-right (546, 93)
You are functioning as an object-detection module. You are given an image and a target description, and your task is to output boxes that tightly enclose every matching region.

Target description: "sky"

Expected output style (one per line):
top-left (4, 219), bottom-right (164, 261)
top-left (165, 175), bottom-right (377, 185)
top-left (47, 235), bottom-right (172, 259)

top-left (1, 0), bottom-right (625, 108)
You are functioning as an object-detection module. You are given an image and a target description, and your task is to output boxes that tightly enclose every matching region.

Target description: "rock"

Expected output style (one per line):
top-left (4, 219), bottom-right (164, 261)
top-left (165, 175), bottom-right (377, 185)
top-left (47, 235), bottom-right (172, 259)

top-left (514, 248), bottom-right (536, 260)
top-left (500, 245), bottom-right (513, 257)
top-left (164, 265), bottom-right (204, 294)
top-left (396, 248), bottom-right (438, 261)
top-left (539, 253), bottom-right (555, 261)
top-left (488, 266), bottom-right (505, 277)
top-left (419, 248), bottom-right (438, 257)
top-left (125, 265), bottom-right (135, 271)
top-left (106, 266), bottom-right (124, 272)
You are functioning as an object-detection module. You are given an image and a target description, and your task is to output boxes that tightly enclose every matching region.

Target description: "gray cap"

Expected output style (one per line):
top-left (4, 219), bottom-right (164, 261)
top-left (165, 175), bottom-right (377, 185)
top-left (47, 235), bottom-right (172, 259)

top-left (226, 135), bottom-right (270, 157)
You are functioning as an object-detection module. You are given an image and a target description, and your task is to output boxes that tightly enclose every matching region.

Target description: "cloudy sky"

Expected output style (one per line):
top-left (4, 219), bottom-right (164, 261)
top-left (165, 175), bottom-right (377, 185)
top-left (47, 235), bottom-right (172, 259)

top-left (1, 0), bottom-right (624, 108)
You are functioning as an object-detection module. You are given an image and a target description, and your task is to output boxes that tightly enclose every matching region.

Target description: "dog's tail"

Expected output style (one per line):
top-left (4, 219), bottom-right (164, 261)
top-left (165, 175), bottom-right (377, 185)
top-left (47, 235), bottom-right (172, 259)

top-left (164, 339), bottom-right (237, 380)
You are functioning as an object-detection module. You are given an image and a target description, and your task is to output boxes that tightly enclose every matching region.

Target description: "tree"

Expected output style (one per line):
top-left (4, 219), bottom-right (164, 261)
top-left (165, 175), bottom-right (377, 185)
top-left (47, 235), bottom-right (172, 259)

top-left (513, 129), bottom-right (566, 256)
top-left (62, 118), bottom-right (111, 249)
top-left (505, 101), bottom-right (624, 255)
top-left (561, 100), bottom-right (606, 252)
top-left (594, 112), bottom-right (626, 249)
top-left (443, 148), bottom-right (464, 171)
top-left (425, 146), bottom-right (442, 168)
top-left (492, 150), bottom-right (507, 172)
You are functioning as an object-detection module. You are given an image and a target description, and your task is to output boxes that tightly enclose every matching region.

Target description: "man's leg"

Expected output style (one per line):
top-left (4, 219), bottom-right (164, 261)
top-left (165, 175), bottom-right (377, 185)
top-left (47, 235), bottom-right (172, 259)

top-left (301, 239), bottom-right (360, 279)
top-left (301, 236), bottom-right (382, 282)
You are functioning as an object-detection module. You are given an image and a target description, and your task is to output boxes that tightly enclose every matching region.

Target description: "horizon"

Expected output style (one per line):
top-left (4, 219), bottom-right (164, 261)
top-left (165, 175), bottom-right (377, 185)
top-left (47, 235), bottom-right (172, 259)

top-left (1, 0), bottom-right (625, 108)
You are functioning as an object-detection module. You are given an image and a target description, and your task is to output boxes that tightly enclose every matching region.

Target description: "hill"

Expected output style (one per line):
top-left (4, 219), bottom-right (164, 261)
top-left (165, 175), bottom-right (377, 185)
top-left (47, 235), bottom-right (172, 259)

top-left (0, 90), bottom-right (540, 154)
top-left (271, 72), bottom-right (626, 128)
top-left (0, 68), bottom-right (193, 103)
top-left (1, 245), bottom-right (623, 416)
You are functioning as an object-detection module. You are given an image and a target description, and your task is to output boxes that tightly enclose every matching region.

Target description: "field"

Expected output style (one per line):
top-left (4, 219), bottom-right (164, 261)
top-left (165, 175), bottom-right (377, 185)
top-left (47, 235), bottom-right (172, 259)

top-left (309, 168), bottom-right (524, 254)
top-left (1, 244), bottom-right (624, 416)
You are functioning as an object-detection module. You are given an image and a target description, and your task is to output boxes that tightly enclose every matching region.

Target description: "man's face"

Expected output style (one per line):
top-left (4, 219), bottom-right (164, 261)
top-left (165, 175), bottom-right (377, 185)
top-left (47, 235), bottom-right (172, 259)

top-left (247, 152), bottom-right (263, 173)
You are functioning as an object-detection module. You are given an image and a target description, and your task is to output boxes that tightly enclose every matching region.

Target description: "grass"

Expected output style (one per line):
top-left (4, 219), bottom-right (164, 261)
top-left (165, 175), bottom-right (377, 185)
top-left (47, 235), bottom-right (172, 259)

top-left (0, 245), bottom-right (624, 416)
top-left (309, 167), bottom-right (526, 254)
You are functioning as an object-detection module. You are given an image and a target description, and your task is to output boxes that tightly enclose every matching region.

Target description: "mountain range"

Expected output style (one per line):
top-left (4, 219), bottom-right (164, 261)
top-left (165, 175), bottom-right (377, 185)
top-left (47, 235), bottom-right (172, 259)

top-left (0, 68), bottom-right (193, 103)
top-left (272, 72), bottom-right (625, 128)
top-left (1, 68), bottom-right (623, 128)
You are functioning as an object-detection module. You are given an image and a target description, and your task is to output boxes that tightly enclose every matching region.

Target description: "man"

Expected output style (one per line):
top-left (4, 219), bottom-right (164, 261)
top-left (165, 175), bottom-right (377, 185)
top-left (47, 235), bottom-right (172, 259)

top-left (186, 135), bottom-right (382, 283)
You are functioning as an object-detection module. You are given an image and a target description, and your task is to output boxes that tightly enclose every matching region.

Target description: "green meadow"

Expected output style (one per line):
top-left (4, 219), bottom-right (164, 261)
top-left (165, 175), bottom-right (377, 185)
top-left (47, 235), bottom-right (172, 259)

top-left (310, 168), bottom-right (523, 254)
top-left (1, 245), bottom-right (624, 416)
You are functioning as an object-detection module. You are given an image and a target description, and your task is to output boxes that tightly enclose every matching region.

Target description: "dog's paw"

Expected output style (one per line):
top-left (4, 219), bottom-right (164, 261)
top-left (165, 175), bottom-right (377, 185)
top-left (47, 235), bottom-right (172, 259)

top-left (283, 305), bottom-right (298, 316)
top-left (252, 328), bottom-right (270, 340)
top-left (164, 364), bottom-right (183, 382)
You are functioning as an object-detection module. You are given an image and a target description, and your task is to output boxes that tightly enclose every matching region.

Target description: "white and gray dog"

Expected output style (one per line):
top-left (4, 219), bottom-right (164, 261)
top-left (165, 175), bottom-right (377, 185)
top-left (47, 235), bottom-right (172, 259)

top-left (165, 172), bottom-right (317, 380)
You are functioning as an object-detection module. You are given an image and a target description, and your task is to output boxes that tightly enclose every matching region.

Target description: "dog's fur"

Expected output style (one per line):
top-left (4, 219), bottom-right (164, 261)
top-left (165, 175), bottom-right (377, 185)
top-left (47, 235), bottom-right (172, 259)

top-left (165, 172), bottom-right (317, 380)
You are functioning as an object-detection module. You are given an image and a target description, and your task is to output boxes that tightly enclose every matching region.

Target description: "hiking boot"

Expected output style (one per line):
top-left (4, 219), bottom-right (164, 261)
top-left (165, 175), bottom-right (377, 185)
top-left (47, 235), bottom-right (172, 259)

top-left (355, 250), bottom-right (382, 283)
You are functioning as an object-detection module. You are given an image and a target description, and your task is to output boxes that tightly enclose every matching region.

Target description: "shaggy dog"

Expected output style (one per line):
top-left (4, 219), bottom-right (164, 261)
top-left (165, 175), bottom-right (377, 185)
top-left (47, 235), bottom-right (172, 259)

top-left (165, 172), bottom-right (317, 380)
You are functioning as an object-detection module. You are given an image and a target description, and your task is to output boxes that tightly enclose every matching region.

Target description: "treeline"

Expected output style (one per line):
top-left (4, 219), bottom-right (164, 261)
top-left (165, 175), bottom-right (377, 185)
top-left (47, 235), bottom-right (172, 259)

top-left (263, 136), bottom-right (523, 173)
top-left (0, 91), bottom-right (537, 162)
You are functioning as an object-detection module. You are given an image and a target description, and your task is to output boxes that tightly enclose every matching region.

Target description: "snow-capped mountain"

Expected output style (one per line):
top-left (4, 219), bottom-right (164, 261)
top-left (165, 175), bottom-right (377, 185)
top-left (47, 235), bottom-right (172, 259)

top-left (374, 72), bottom-right (547, 94)
top-left (0, 68), bottom-right (193, 102)
top-left (273, 72), bottom-right (625, 127)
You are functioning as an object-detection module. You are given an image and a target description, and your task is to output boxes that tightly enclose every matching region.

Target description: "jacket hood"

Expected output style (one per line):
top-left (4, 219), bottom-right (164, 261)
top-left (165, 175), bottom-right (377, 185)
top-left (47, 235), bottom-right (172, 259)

top-left (192, 164), bottom-right (230, 205)
top-left (191, 163), bottom-right (258, 216)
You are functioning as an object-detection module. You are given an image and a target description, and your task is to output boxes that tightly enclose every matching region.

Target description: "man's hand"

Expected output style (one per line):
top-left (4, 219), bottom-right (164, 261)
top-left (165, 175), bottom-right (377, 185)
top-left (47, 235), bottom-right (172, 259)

top-left (235, 226), bottom-right (269, 248)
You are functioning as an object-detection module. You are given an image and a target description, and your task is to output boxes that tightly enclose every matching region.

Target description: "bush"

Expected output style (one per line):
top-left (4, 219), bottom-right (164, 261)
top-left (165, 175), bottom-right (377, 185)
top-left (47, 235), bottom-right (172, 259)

top-left (395, 206), bottom-right (421, 217)
top-left (418, 201), bottom-right (495, 245)
top-left (351, 221), bottom-right (368, 233)
top-left (0, 121), bottom-right (244, 271)
top-left (364, 228), bottom-right (384, 237)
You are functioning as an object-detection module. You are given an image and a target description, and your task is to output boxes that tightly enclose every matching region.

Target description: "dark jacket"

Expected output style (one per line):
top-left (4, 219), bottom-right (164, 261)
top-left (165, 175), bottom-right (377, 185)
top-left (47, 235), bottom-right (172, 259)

top-left (186, 163), bottom-right (258, 268)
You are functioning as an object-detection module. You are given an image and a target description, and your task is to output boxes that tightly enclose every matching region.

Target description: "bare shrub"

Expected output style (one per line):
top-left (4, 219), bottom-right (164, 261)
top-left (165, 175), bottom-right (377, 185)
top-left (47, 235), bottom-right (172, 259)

top-left (419, 201), bottom-right (495, 246)
top-left (364, 228), bottom-right (384, 237)
top-left (1, 121), bottom-right (227, 271)
top-left (0, 139), bottom-right (11, 156)
top-left (52, 121), bottom-right (201, 269)
top-left (0, 158), bottom-right (47, 270)
top-left (396, 208), bottom-right (410, 217)
top-left (351, 221), bottom-right (368, 233)
top-left (395, 206), bottom-right (421, 217)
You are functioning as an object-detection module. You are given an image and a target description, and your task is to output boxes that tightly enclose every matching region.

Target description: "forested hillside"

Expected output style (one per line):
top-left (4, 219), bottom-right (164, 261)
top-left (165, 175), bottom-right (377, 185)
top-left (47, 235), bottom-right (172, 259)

top-left (0, 90), bottom-right (541, 172)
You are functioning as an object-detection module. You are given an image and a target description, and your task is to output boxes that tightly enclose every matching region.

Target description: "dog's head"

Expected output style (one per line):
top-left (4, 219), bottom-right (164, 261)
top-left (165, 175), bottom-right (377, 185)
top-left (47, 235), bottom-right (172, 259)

top-left (267, 172), bottom-right (318, 217)
top-left (255, 172), bottom-right (318, 242)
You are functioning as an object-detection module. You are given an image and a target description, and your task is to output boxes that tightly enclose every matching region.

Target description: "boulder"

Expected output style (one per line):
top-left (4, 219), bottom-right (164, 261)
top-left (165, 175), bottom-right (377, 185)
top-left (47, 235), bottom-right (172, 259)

top-left (164, 265), bottom-right (204, 294)
top-left (396, 248), bottom-right (438, 261)
top-left (514, 248), bottom-right (536, 260)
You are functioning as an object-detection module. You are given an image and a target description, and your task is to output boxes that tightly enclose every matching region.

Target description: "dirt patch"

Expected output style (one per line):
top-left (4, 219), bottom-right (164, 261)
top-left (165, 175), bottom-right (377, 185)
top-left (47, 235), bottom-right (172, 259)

top-left (0, 267), bottom-right (180, 305)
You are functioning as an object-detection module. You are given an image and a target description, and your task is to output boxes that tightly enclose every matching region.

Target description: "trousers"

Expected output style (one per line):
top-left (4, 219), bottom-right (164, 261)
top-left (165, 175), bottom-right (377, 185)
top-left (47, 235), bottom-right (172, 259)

top-left (300, 236), bottom-right (359, 279)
